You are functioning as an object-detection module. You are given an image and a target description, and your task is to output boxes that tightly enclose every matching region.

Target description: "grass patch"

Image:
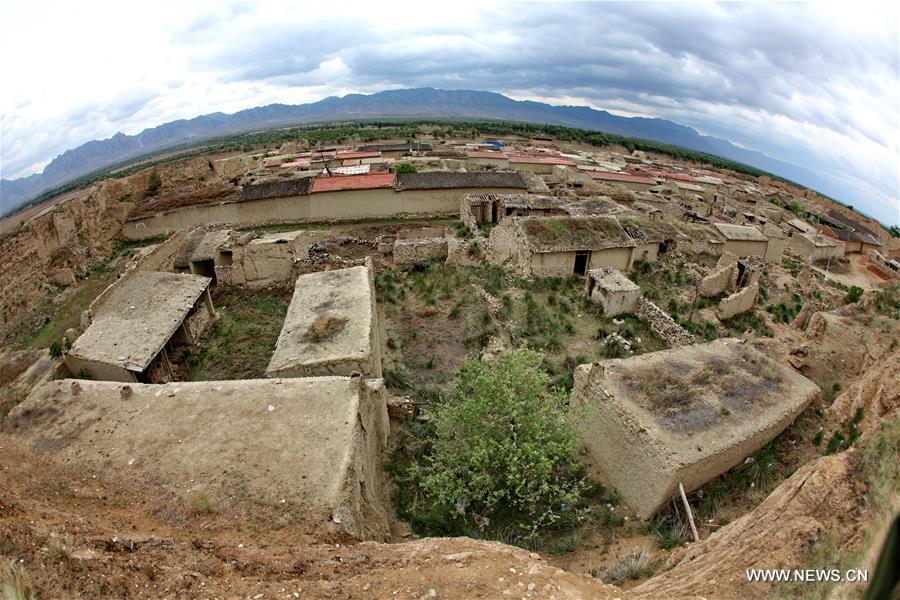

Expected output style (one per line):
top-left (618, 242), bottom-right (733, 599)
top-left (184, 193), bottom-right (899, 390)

top-left (303, 314), bottom-right (348, 343)
top-left (41, 532), bottom-right (73, 561)
top-left (1, 559), bottom-right (36, 600)
top-left (601, 550), bottom-right (656, 585)
top-left (182, 287), bottom-right (289, 380)
top-left (185, 492), bottom-right (215, 515)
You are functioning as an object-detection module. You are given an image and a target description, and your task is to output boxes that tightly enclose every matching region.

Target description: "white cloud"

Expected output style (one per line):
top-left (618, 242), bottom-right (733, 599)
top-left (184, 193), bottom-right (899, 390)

top-left (1, 0), bottom-right (897, 222)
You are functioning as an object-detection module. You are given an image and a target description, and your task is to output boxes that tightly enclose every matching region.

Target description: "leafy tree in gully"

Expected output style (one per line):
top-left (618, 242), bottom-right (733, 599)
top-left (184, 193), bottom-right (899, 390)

top-left (412, 348), bottom-right (585, 538)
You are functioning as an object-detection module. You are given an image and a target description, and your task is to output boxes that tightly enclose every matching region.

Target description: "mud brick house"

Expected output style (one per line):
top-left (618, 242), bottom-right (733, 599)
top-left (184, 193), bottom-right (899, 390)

top-left (572, 339), bottom-right (819, 518)
top-left (65, 272), bottom-right (215, 382)
top-left (266, 262), bottom-right (382, 378)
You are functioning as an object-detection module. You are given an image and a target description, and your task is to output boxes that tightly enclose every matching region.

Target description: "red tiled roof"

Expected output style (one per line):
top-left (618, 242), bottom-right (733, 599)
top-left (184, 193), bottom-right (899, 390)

top-left (468, 151), bottom-right (508, 159)
top-left (509, 156), bottom-right (577, 166)
top-left (589, 171), bottom-right (656, 185)
top-left (310, 173), bottom-right (395, 193)
top-left (336, 151), bottom-right (381, 159)
top-left (281, 159), bottom-right (310, 168)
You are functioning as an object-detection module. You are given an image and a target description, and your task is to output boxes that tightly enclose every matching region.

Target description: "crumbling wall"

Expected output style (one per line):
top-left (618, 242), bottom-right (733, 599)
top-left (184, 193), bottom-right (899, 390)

top-left (635, 297), bottom-right (696, 347)
top-left (486, 219), bottom-right (530, 275)
top-left (393, 238), bottom-right (449, 266)
top-left (717, 283), bottom-right (759, 320)
top-left (699, 252), bottom-right (738, 297)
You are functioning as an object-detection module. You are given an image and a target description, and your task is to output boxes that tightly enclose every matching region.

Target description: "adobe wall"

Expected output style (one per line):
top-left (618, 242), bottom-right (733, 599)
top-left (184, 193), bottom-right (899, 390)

top-left (586, 269), bottom-right (641, 317)
top-left (267, 261), bottom-right (382, 379)
top-left (572, 340), bottom-right (820, 519)
top-left (716, 282), bottom-right (759, 320)
top-left (486, 219), bottom-right (530, 274)
top-left (63, 355), bottom-right (136, 382)
top-left (635, 297), bottom-right (696, 347)
top-left (8, 376), bottom-right (393, 540)
top-left (122, 187), bottom-right (522, 240)
top-left (393, 238), bottom-right (449, 266)
top-left (723, 239), bottom-right (767, 258)
top-left (763, 237), bottom-right (789, 262)
top-left (699, 252), bottom-right (738, 297)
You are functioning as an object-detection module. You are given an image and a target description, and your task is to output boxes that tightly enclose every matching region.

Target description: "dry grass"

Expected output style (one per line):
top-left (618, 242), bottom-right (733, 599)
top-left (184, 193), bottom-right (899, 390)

top-left (1, 560), bottom-right (36, 600)
top-left (185, 491), bottom-right (215, 515)
top-left (303, 314), bottom-right (349, 343)
top-left (41, 531), bottom-right (73, 561)
top-left (602, 549), bottom-right (655, 585)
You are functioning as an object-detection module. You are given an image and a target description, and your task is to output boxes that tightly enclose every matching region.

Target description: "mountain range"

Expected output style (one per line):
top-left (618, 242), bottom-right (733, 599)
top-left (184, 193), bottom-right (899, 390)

top-left (0, 88), bottom-right (836, 215)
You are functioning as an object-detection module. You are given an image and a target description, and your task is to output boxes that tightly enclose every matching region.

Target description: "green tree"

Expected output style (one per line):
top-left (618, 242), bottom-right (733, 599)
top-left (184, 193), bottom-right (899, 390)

top-left (412, 348), bottom-right (585, 537)
top-left (145, 170), bottom-right (162, 197)
top-left (392, 162), bottom-right (417, 174)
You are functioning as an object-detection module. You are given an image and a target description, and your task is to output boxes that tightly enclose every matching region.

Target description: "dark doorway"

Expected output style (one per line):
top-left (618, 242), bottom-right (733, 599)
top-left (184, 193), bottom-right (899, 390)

top-left (192, 259), bottom-right (217, 285)
top-left (736, 260), bottom-right (748, 288)
top-left (574, 252), bottom-right (589, 276)
top-left (659, 239), bottom-right (672, 254)
top-left (491, 201), bottom-right (499, 223)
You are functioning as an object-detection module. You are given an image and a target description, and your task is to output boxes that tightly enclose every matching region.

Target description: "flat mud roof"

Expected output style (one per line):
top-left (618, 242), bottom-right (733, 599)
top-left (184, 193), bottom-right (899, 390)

top-left (266, 264), bottom-right (380, 378)
top-left (68, 272), bottom-right (211, 372)
top-left (7, 377), bottom-right (392, 540)
top-left (573, 338), bottom-right (820, 518)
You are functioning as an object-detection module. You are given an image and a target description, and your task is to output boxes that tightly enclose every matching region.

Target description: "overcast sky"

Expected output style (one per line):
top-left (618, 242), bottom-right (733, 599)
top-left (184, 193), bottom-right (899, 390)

top-left (1, 1), bottom-right (898, 223)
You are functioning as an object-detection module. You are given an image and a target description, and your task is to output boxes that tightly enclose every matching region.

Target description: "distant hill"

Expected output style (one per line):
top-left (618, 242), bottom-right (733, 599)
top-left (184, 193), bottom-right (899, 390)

top-left (0, 88), bottom-right (832, 215)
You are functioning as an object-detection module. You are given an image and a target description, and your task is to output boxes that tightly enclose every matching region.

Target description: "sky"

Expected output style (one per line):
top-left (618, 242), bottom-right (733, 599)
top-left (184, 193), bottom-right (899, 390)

top-left (1, 0), bottom-right (898, 224)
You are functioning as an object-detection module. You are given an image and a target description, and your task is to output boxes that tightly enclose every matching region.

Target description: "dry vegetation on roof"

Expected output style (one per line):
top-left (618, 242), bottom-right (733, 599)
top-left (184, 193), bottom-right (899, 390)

top-left (619, 346), bottom-right (785, 433)
top-left (303, 314), bottom-right (349, 343)
top-left (523, 218), bottom-right (624, 249)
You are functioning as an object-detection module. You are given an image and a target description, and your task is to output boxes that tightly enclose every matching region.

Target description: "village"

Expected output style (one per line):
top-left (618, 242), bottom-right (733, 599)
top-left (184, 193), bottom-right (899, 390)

top-left (0, 128), bottom-right (898, 598)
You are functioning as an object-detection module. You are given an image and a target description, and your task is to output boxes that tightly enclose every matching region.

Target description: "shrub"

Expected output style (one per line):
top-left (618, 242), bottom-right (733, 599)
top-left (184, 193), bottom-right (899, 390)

top-left (602, 550), bottom-right (655, 585)
top-left (145, 170), bottom-right (162, 197)
top-left (411, 349), bottom-right (585, 537)
top-left (48, 337), bottom-right (71, 360)
top-left (185, 492), bottom-right (215, 515)
top-left (41, 532), bottom-right (73, 561)
top-left (843, 285), bottom-right (864, 304)
top-left (602, 338), bottom-right (626, 358)
top-left (392, 162), bottom-right (417, 173)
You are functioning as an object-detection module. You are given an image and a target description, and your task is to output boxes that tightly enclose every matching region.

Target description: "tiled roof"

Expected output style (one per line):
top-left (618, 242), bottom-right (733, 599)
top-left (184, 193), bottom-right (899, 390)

top-left (311, 173), bottom-right (395, 193)
top-left (241, 177), bottom-right (314, 201)
top-left (464, 193), bottom-right (567, 210)
top-left (281, 159), bottom-right (311, 168)
top-left (589, 171), bottom-right (656, 185)
top-left (358, 142), bottom-right (432, 152)
top-left (508, 156), bottom-right (577, 166)
top-left (394, 171), bottom-right (527, 191)
top-left (336, 151), bottom-right (381, 159)
top-left (467, 151), bottom-right (509, 159)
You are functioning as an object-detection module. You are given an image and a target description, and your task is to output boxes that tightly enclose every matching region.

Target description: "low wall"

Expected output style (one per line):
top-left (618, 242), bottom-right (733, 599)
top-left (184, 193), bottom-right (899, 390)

top-left (393, 238), bottom-right (449, 266)
top-left (635, 297), bottom-right (696, 347)
top-left (123, 187), bottom-right (522, 240)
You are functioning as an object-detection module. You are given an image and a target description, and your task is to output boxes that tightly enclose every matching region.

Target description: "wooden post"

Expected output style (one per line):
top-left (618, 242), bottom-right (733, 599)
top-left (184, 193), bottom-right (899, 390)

top-left (678, 482), bottom-right (699, 543)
